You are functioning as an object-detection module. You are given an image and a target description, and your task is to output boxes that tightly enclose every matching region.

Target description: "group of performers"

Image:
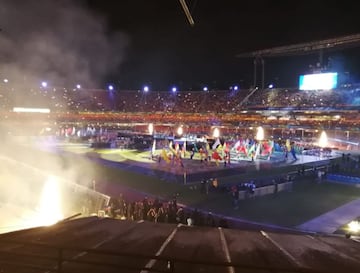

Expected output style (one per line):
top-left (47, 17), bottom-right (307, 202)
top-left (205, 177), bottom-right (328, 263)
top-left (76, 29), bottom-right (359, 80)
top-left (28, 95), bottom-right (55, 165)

top-left (153, 137), bottom-right (300, 166)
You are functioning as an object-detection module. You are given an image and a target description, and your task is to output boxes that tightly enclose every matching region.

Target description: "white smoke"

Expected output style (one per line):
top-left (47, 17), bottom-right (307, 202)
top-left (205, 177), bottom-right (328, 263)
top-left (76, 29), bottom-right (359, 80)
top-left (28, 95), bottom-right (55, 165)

top-left (0, 0), bottom-right (129, 88)
top-left (0, 0), bottom-right (123, 233)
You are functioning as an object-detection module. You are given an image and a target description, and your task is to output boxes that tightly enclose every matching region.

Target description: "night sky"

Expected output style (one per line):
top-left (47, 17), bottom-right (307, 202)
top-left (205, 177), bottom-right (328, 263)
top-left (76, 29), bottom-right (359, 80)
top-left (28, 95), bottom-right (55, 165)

top-left (85, 0), bottom-right (360, 90)
top-left (2, 0), bottom-right (360, 90)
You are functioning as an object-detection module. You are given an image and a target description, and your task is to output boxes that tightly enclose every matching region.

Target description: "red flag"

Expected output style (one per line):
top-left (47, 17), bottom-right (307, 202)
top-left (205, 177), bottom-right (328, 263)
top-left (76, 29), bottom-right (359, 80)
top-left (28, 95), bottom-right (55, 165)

top-left (212, 151), bottom-right (222, 160)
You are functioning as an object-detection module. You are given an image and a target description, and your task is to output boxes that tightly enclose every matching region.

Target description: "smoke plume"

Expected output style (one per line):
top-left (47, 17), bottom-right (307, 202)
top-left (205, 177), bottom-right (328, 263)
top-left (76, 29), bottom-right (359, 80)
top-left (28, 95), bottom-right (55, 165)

top-left (0, 0), bottom-right (129, 88)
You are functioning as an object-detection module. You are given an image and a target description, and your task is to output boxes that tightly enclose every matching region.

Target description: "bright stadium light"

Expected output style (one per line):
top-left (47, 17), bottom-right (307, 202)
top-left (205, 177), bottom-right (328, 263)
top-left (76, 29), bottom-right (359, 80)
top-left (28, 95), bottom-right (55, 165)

top-left (108, 84), bottom-right (114, 91)
top-left (213, 127), bottom-right (220, 138)
top-left (41, 81), bottom-right (48, 88)
top-left (318, 131), bottom-right (328, 148)
top-left (233, 85), bottom-right (239, 91)
top-left (172, 87), bottom-right (177, 93)
top-left (203, 86), bottom-right (208, 92)
top-left (177, 125), bottom-right (183, 136)
top-left (3, 78), bottom-right (8, 83)
top-left (348, 220), bottom-right (360, 233)
top-left (76, 84), bottom-right (81, 89)
top-left (268, 84), bottom-right (274, 88)
top-left (13, 107), bottom-right (50, 113)
top-left (255, 126), bottom-right (264, 141)
top-left (143, 86), bottom-right (149, 92)
top-left (148, 123), bottom-right (154, 135)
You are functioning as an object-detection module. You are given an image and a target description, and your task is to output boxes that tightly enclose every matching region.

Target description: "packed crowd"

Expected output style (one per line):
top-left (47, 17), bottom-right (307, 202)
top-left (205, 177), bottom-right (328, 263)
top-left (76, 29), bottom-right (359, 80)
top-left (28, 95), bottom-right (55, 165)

top-left (1, 84), bottom-right (360, 114)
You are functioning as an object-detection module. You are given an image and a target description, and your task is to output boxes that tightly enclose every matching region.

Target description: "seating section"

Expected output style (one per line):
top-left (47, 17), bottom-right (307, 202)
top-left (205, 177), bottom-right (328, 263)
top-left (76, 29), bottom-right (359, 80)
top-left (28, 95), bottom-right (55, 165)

top-left (1, 84), bottom-right (360, 113)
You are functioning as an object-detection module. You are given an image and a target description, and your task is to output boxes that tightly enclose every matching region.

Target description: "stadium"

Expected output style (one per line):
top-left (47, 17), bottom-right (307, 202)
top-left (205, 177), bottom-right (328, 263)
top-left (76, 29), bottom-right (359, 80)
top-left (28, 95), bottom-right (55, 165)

top-left (1, 7), bottom-right (360, 273)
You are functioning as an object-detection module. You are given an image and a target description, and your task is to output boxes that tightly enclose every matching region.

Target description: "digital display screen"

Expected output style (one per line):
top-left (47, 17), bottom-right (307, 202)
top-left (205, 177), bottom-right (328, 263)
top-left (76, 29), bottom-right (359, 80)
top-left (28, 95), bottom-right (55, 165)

top-left (299, 72), bottom-right (338, 90)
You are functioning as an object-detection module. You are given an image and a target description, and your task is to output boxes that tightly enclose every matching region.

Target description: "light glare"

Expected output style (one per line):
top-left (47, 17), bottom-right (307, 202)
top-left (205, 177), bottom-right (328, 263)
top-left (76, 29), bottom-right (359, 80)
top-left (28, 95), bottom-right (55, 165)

top-left (34, 176), bottom-right (63, 226)
top-left (256, 126), bottom-right (264, 141)
top-left (13, 107), bottom-right (50, 113)
top-left (213, 127), bottom-right (220, 138)
top-left (319, 131), bottom-right (328, 148)
top-left (177, 126), bottom-right (183, 136)
top-left (348, 220), bottom-right (360, 233)
top-left (148, 123), bottom-right (154, 135)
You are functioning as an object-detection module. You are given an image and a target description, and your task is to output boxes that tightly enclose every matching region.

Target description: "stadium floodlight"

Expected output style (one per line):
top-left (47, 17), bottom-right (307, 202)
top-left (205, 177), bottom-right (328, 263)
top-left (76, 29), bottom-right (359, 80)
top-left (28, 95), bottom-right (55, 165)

top-left (3, 78), bottom-right (8, 83)
top-left (172, 87), bottom-right (177, 93)
top-left (268, 84), bottom-right (274, 88)
top-left (318, 131), bottom-right (328, 148)
top-left (41, 81), bottom-right (48, 88)
top-left (13, 107), bottom-right (50, 113)
top-left (148, 123), bottom-right (154, 135)
top-left (213, 127), bottom-right (220, 138)
top-left (108, 84), bottom-right (114, 91)
top-left (348, 220), bottom-right (360, 233)
top-left (177, 125), bottom-right (183, 136)
top-left (203, 86), bottom-right (208, 92)
top-left (255, 126), bottom-right (264, 141)
top-left (233, 85), bottom-right (239, 91)
top-left (143, 86), bottom-right (149, 92)
top-left (76, 84), bottom-right (81, 89)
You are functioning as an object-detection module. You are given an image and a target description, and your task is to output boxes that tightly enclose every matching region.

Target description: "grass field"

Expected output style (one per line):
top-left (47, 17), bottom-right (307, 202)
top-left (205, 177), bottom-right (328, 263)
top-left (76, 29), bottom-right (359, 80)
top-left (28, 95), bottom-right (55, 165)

top-left (193, 179), bottom-right (360, 227)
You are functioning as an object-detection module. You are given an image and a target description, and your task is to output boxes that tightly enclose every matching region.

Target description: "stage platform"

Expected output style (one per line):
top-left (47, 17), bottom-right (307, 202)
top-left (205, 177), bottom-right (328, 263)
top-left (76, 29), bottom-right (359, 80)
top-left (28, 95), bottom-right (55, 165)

top-left (55, 142), bottom-right (338, 184)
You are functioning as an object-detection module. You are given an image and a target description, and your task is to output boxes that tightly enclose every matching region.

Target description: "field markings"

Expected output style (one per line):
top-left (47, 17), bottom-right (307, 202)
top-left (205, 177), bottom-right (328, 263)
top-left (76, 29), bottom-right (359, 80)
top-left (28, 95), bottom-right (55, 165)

top-left (218, 227), bottom-right (235, 273)
top-left (140, 223), bottom-right (181, 273)
top-left (260, 230), bottom-right (301, 267)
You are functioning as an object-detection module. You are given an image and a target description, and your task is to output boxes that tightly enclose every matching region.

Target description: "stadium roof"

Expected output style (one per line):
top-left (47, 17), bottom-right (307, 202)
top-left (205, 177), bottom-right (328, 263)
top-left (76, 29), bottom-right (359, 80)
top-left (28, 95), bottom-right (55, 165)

top-left (236, 33), bottom-right (360, 58)
top-left (1, 217), bottom-right (360, 272)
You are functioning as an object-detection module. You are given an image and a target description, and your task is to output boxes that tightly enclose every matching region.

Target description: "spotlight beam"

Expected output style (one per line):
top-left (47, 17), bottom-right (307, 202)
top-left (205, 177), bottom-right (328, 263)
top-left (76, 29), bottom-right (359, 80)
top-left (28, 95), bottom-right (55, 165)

top-left (179, 0), bottom-right (195, 26)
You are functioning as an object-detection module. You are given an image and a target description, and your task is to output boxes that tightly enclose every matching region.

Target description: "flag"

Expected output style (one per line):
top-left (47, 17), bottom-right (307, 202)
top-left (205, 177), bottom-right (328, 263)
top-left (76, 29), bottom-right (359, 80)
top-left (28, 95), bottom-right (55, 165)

top-left (223, 142), bottom-right (229, 153)
top-left (262, 141), bottom-right (272, 156)
top-left (286, 139), bottom-right (291, 152)
top-left (169, 141), bottom-right (177, 155)
top-left (206, 142), bottom-right (211, 152)
top-left (212, 151), bottom-right (222, 160)
top-left (161, 149), bottom-right (171, 163)
top-left (152, 139), bottom-right (156, 154)
top-left (212, 151), bottom-right (222, 166)
top-left (247, 143), bottom-right (256, 157)
top-left (234, 140), bottom-right (240, 150)
top-left (182, 141), bottom-right (187, 157)
top-left (212, 138), bottom-right (220, 150)
top-left (237, 144), bottom-right (247, 155)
